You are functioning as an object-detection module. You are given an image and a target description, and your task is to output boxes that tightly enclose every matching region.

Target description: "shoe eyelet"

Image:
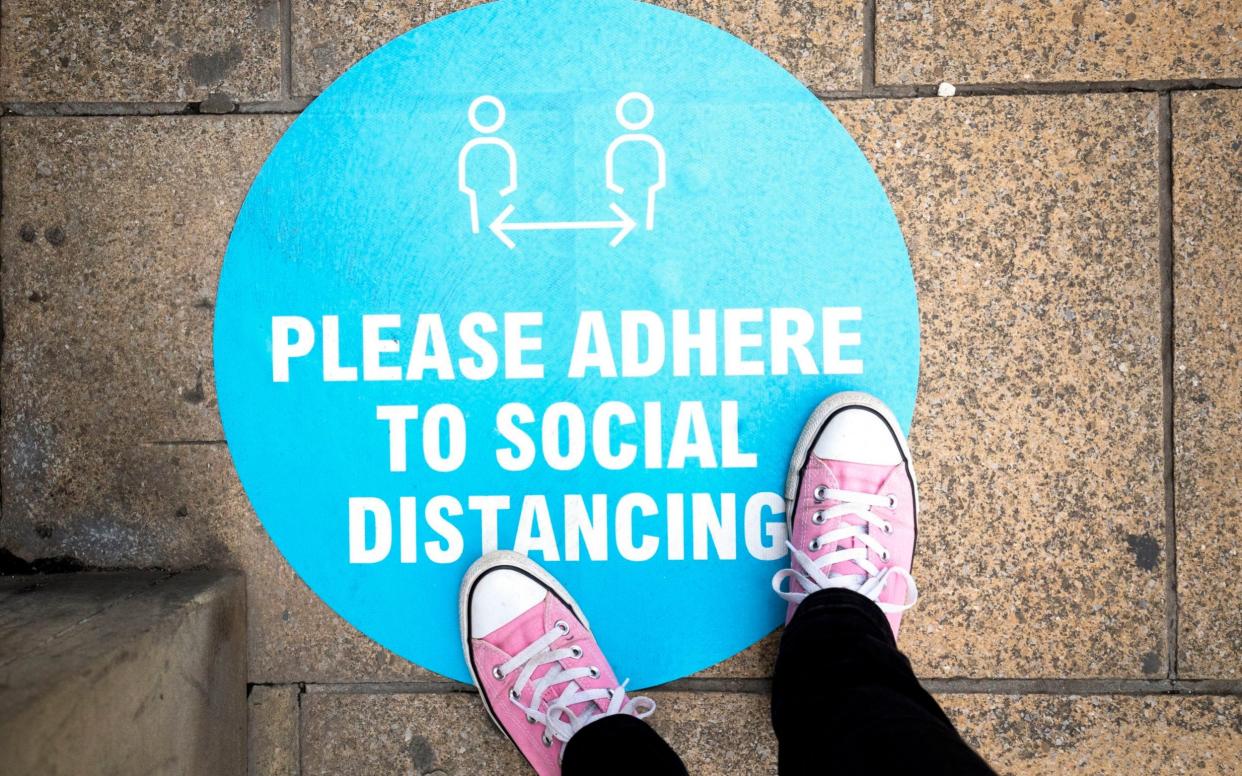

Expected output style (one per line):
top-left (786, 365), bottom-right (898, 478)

top-left (542, 733), bottom-right (553, 747)
top-left (813, 485), bottom-right (829, 502)
top-left (526, 714), bottom-right (537, 724)
top-left (492, 666), bottom-right (504, 680)
top-left (555, 620), bottom-right (570, 635)
top-left (882, 522), bottom-right (893, 535)
top-left (885, 494), bottom-right (897, 509)
top-left (589, 666), bottom-right (600, 678)
top-left (811, 511), bottom-right (826, 525)
top-left (879, 549), bottom-right (890, 561)
top-left (570, 645), bottom-right (583, 659)
top-left (509, 688), bottom-right (520, 702)
top-left (808, 539), bottom-right (820, 552)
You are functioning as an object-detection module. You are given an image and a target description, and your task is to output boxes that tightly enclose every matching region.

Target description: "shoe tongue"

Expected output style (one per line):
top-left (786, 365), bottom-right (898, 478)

top-left (822, 458), bottom-right (896, 494)
top-left (815, 458), bottom-right (899, 579)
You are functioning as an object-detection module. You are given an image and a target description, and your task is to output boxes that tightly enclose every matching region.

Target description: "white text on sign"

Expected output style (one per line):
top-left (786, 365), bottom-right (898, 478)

top-left (264, 306), bottom-right (865, 566)
top-left (270, 307), bottom-right (864, 381)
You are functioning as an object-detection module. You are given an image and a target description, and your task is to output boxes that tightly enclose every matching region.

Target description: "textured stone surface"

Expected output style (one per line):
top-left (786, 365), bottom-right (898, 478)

top-left (833, 94), bottom-right (1166, 678)
top-left (249, 685), bottom-right (301, 775)
top-left (658, 0), bottom-right (862, 93)
top-left (944, 694), bottom-right (1242, 774)
top-left (1172, 90), bottom-right (1242, 679)
top-left (0, 117), bottom-right (438, 685)
top-left (0, 571), bottom-right (246, 776)
top-left (0, 0), bottom-right (282, 103)
top-left (300, 690), bottom-right (1242, 774)
top-left (0, 116), bottom-right (286, 454)
top-left (301, 690), bottom-right (529, 775)
top-left (300, 690), bottom-right (778, 775)
top-left (877, 1), bottom-right (1242, 85)
top-left (290, 0), bottom-right (862, 96)
top-left (692, 629), bottom-right (779, 678)
top-left (645, 692), bottom-right (777, 773)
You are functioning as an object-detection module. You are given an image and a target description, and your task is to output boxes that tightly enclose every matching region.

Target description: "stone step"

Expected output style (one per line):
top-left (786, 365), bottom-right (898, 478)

top-left (0, 570), bottom-right (246, 776)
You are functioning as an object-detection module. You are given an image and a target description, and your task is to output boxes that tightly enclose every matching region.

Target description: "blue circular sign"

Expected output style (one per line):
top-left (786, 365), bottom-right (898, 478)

top-left (215, 0), bottom-right (918, 686)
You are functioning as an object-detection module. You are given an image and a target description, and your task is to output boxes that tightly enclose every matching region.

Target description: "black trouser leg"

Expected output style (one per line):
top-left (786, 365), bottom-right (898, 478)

top-left (772, 588), bottom-right (997, 775)
top-left (562, 713), bottom-right (688, 776)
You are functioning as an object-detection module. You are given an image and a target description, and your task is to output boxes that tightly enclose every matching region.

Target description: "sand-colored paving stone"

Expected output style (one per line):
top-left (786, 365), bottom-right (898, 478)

top-left (706, 93), bottom-right (1166, 679)
top-left (1172, 90), bottom-right (1242, 679)
top-left (0, 117), bottom-right (286, 454)
top-left (248, 685), bottom-right (301, 776)
top-left (877, 0), bottom-right (1242, 85)
top-left (290, 0), bottom-right (862, 96)
top-left (299, 690), bottom-right (1242, 774)
top-left (0, 0), bottom-right (282, 103)
top-left (836, 94), bottom-right (1166, 678)
top-left (945, 693), bottom-right (1242, 774)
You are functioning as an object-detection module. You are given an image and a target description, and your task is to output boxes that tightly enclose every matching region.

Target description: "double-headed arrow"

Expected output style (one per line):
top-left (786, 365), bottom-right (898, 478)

top-left (489, 203), bottom-right (638, 249)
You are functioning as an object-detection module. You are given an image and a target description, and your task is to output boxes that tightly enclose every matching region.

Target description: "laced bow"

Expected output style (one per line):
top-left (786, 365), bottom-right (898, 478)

top-left (494, 620), bottom-right (655, 758)
top-left (772, 487), bottom-right (918, 612)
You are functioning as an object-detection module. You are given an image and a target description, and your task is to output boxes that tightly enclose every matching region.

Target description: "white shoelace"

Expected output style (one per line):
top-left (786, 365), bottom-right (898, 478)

top-left (772, 487), bottom-right (919, 612)
top-left (495, 620), bottom-right (655, 759)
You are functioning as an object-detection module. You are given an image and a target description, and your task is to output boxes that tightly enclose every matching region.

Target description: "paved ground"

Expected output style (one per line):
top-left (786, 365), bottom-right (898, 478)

top-left (1, 1), bottom-right (1240, 774)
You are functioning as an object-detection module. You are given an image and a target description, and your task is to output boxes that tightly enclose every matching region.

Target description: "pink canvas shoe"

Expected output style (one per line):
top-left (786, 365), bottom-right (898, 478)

top-left (772, 392), bottom-right (920, 638)
top-left (460, 551), bottom-right (655, 776)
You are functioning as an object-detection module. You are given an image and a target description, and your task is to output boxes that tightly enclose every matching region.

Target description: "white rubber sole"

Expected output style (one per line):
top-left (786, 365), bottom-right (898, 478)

top-left (458, 550), bottom-right (590, 740)
top-left (783, 391), bottom-right (920, 531)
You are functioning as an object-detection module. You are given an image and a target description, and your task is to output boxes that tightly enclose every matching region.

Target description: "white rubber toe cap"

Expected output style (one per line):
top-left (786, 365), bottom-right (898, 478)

top-left (812, 407), bottom-right (903, 466)
top-left (469, 568), bottom-right (548, 638)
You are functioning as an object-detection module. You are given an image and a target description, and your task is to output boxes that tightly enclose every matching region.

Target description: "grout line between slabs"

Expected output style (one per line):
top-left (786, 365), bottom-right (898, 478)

top-left (270, 677), bottom-right (1242, 696)
top-left (1157, 91), bottom-right (1179, 680)
top-left (279, 0), bottom-right (294, 101)
top-left (861, 0), bottom-right (876, 91)
top-left (1, 101), bottom-right (5, 525)
top-left (0, 81), bottom-right (1238, 118)
top-left (296, 681), bottom-right (307, 776)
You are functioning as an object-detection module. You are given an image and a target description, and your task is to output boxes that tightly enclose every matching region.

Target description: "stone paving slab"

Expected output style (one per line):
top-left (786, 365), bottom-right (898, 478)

top-left (290, 0), bottom-right (862, 97)
top-left (948, 693), bottom-right (1242, 774)
top-left (0, 92), bottom-right (1168, 682)
top-left (0, 116), bottom-right (287, 453)
top-left (0, 0), bottom-right (282, 103)
top-left (839, 94), bottom-right (1166, 679)
top-left (1173, 90), bottom-right (1242, 679)
top-left (249, 684), bottom-right (301, 776)
top-left (876, 1), bottom-right (1242, 86)
top-left (707, 93), bottom-right (1167, 679)
top-left (298, 690), bottom-right (1242, 774)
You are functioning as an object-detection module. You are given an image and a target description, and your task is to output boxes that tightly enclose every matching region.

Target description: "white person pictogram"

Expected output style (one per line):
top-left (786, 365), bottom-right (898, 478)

top-left (605, 92), bottom-right (666, 231)
top-left (458, 95), bottom-right (519, 234)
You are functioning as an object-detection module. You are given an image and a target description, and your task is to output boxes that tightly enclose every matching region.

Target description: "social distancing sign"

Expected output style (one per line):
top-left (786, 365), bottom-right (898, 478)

top-left (214, 0), bottom-right (918, 686)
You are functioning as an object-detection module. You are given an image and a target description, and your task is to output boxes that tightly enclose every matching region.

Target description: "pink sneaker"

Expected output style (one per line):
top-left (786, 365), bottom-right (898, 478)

top-left (460, 551), bottom-right (655, 776)
top-left (772, 392), bottom-right (920, 638)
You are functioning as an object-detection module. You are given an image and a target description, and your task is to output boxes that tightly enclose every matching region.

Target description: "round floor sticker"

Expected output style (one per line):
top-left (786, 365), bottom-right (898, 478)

top-left (215, 0), bottom-right (918, 686)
